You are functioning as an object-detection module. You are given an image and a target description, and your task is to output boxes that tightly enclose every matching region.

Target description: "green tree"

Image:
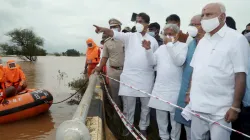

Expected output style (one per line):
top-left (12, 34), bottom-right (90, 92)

top-left (36, 47), bottom-right (47, 56)
top-left (65, 49), bottom-right (80, 56)
top-left (54, 52), bottom-right (61, 56)
top-left (6, 28), bottom-right (45, 61)
top-left (0, 43), bottom-right (18, 55)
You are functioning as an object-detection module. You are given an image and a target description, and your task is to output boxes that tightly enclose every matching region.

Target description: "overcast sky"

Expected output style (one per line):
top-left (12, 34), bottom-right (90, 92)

top-left (0, 0), bottom-right (249, 53)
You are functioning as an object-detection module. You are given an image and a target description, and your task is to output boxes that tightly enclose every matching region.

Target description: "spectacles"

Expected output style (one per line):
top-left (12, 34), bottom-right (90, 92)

top-left (87, 43), bottom-right (92, 47)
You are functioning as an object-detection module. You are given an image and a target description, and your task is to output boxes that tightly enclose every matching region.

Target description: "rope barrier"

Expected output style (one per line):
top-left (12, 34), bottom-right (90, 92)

top-left (100, 73), bottom-right (250, 139)
top-left (100, 75), bottom-right (146, 140)
top-left (48, 79), bottom-right (89, 104)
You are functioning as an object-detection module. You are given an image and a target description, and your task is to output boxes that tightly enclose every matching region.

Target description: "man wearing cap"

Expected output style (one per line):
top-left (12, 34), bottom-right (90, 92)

top-left (122, 27), bottom-right (131, 33)
top-left (93, 18), bottom-right (125, 109)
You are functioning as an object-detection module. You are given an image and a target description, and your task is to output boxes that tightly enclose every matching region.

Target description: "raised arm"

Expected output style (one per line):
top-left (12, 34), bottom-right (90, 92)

top-left (142, 40), bottom-right (157, 66)
top-left (94, 25), bottom-right (114, 37)
top-left (93, 25), bottom-right (130, 44)
top-left (166, 42), bottom-right (188, 66)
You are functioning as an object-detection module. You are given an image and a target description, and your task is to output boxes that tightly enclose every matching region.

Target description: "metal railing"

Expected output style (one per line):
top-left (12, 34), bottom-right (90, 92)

top-left (56, 74), bottom-right (97, 140)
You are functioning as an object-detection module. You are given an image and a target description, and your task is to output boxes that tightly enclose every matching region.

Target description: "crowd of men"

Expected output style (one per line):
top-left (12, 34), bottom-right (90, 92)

top-left (83, 2), bottom-right (250, 140)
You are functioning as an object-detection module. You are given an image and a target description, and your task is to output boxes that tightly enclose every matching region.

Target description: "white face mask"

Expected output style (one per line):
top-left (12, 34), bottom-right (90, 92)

top-left (201, 16), bottom-right (220, 33)
top-left (112, 28), bottom-right (119, 32)
top-left (148, 31), bottom-right (155, 37)
top-left (135, 23), bottom-right (144, 33)
top-left (187, 26), bottom-right (198, 37)
top-left (164, 35), bottom-right (175, 43)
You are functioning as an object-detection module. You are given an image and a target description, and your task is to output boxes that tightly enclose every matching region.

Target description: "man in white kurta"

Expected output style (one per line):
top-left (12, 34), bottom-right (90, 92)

top-left (146, 24), bottom-right (188, 140)
top-left (189, 3), bottom-right (249, 140)
top-left (93, 13), bottom-right (159, 136)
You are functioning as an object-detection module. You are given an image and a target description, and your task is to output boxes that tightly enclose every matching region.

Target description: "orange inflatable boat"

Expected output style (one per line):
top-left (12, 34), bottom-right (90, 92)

top-left (0, 89), bottom-right (53, 124)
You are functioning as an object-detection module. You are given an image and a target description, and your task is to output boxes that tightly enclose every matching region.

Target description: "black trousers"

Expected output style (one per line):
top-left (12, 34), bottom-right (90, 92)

top-left (241, 107), bottom-right (250, 140)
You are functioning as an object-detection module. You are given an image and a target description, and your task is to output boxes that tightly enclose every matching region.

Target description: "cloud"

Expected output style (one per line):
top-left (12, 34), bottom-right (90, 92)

top-left (0, 0), bottom-right (249, 53)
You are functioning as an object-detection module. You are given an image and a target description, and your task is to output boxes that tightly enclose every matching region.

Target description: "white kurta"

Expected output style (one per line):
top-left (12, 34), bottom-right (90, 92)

top-left (190, 25), bottom-right (249, 116)
top-left (147, 42), bottom-right (188, 112)
top-left (113, 31), bottom-right (159, 97)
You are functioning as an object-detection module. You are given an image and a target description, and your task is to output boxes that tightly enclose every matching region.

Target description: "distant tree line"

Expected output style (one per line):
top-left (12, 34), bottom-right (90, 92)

top-left (53, 49), bottom-right (81, 57)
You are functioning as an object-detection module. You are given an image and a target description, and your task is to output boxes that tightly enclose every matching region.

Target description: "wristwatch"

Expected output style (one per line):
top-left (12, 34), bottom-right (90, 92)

top-left (230, 107), bottom-right (241, 113)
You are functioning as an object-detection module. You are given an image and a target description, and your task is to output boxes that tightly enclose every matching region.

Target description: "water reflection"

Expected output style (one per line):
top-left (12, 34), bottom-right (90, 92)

top-left (0, 112), bottom-right (54, 140)
top-left (0, 56), bottom-right (85, 140)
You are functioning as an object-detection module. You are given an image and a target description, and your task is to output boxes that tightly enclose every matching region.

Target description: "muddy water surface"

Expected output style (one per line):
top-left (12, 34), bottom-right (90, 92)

top-left (0, 56), bottom-right (85, 140)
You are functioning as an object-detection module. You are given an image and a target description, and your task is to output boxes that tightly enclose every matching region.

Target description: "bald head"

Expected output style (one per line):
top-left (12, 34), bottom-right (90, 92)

top-left (202, 3), bottom-right (226, 21)
top-left (190, 15), bottom-right (202, 26)
top-left (189, 14), bottom-right (205, 39)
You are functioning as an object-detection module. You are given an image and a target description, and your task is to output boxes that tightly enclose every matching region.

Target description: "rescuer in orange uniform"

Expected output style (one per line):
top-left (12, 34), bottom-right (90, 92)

top-left (0, 57), bottom-right (7, 104)
top-left (0, 58), bottom-right (17, 104)
top-left (5, 60), bottom-right (27, 95)
top-left (84, 38), bottom-right (100, 78)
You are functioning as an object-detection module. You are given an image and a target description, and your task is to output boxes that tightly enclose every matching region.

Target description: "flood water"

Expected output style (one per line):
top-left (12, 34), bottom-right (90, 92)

top-left (0, 56), bottom-right (85, 140)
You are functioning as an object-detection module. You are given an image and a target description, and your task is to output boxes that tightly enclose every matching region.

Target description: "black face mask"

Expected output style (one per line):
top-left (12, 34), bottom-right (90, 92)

top-left (245, 30), bottom-right (250, 34)
top-left (9, 63), bottom-right (16, 69)
top-left (87, 44), bottom-right (92, 47)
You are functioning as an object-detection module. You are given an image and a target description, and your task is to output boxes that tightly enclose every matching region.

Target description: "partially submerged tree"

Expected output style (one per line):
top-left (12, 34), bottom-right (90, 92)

top-left (6, 28), bottom-right (45, 61)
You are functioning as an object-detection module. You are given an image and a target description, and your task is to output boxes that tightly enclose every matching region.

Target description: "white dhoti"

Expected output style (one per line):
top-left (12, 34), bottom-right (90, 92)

top-left (191, 112), bottom-right (231, 140)
top-left (122, 96), bottom-right (150, 130)
top-left (156, 110), bottom-right (181, 140)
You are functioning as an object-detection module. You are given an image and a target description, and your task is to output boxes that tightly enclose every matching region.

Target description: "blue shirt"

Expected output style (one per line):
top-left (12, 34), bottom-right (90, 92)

top-left (174, 39), bottom-right (196, 126)
top-left (243, 58), bottom-right (250, 107)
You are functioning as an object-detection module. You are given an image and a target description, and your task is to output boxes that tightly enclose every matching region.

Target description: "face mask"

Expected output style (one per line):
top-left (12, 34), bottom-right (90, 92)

top-left (148, 31), bottom-right (155, 37)
top-left (135, 23), bottom-right (144, 33)
top-left (201, 16), bottom-right (220, 33)
top-left (8, 63), bottom-right (16, 69)
top-left (187, 26), bottom-right (198, 37)
top-left (113, 28), bottom-right (119, 32)
top-left (87, 44), bottom-right (93, 48)
top-left (164, 35), bottom-right (175, 43)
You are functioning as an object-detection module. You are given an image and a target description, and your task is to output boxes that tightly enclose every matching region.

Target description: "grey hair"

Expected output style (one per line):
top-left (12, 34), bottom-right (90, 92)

top-left (163, 24), bottom-right (180, 34)
top-left (217, 2), bottom-right (226, 13)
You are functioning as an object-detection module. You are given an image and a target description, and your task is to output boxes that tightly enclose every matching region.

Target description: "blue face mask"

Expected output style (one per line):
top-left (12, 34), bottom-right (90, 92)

top-left (148, 31), bottom-right (155, 37)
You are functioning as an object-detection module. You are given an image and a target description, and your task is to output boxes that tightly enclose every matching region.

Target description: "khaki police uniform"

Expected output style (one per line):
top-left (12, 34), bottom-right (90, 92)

top-left (102, 18), bottom-right (124, 108)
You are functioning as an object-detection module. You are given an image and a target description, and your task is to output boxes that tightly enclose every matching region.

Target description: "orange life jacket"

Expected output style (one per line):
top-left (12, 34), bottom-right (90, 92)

top-left (0, 65), bottom-right (6, 101)
top-left (86, 38), bottom-right (100, 64)
top-left (5, 60), bottom-right (26, 88)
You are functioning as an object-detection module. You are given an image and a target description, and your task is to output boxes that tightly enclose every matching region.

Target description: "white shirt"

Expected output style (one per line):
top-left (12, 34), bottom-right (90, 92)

top-left (190, 25), bottom-right (249, 116)
top-left (186, 35), bottom-right (194, 45)
top-left (147, 42), bottom-right (188, 111)
top-left (113, 31), bottom-right (159, 97)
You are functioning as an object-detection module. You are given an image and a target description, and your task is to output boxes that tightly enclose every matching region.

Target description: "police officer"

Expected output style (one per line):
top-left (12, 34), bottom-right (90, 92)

top-left (93, 18), bottom-right (125, 109)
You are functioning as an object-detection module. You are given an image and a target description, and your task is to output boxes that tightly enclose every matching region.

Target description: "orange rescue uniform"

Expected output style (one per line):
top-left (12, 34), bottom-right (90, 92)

top-left (5, 60), bottom-right (26, 89)
top-left (86, 38), bottom-right (100, 77)
top-left (0, 65), bottom-right (6, 102)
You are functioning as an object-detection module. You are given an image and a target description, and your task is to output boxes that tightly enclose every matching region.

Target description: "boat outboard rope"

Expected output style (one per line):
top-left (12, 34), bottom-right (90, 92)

top-left (45, 79), bottom-right (89, 105)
